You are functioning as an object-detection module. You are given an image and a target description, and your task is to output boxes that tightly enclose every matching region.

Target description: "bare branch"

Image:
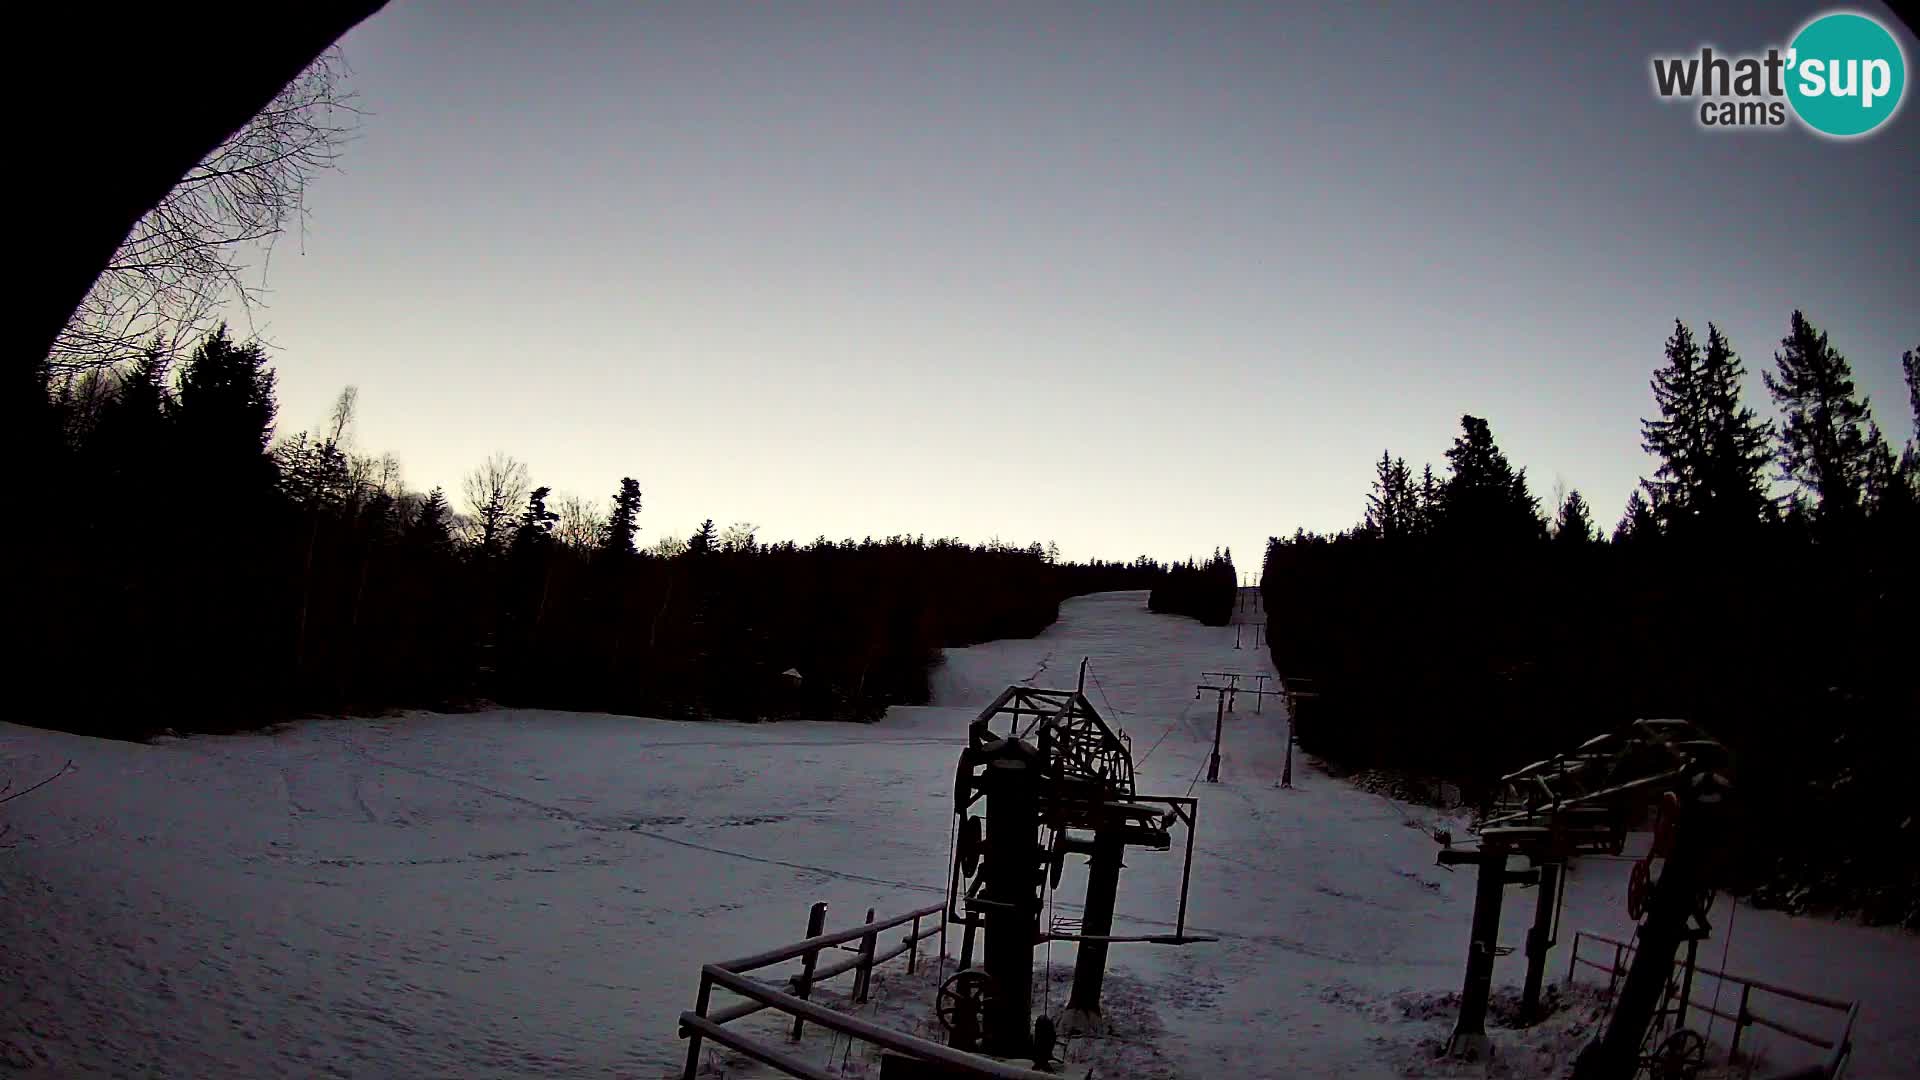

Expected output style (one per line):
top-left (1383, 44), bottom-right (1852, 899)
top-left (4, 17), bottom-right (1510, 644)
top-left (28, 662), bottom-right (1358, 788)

top-left (48, 49), bottom-right (360, 372)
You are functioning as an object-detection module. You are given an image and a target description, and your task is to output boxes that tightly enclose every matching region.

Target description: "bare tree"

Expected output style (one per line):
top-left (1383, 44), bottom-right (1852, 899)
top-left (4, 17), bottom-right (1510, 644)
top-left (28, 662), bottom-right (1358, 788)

top-left (719, 521), bottom-right (760, 553)
top-left (49, 50), bottom-right (361, 372)
top-left (463, 452), bottom-right (530, 554)
top-left (649, 534), bottom-right (689, 559)
top-left (554, 494), bottom-right (606, 553)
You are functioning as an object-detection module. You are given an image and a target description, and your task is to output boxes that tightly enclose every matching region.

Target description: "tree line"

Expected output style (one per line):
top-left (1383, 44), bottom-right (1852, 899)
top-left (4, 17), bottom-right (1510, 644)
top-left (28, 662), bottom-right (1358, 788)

top-left (1148, 550), bottom-right (1239, 626)
top-left (22, 328), bottom-right (1178, 735)
top-left (1261, 311), bottom-right (1918, 926)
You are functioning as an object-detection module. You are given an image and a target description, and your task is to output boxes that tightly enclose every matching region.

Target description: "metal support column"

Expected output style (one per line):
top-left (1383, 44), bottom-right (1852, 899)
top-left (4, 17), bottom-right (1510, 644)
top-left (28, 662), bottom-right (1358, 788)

top-left (981, 756), bottom-right (1039, 1058)
top-left (1066, 825), bottom-right (1126, 1013)
top-left (1520, 860), bottom-right (1561, 1024)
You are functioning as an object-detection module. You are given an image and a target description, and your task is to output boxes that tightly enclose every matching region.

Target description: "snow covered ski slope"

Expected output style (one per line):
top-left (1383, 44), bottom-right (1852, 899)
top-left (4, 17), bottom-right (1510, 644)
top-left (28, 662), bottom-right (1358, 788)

top-left (1, 591), bottom-right (1915, 1077)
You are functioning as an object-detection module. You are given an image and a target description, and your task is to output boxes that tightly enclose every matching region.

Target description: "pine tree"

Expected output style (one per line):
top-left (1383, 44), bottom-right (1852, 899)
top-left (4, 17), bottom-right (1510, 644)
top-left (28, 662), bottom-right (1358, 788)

top-left (1903, 348), bottom-right (1920, 490)
top-left (1364, 451), bottom-right (1417, 541)
top-left (176, 325), bottom-right (277, 454)
top-left (1553, 489), bottom-right (1595, 545)
top-left (173, 325), bottom-right (279, 500)
top-left (603, 477), bottom-right (642, 557)
top-left (1437, 415), bottom-right (1543, 545)
top-left (1862, 422), bottom-right (1916, 525)
top-left (687, 518), bottom-right (718, 556)
top-left (411, 487), bottom-right (452, 551)
top-left (1764, 311), bottom-right (1876, 525)
top-left (1641, 319), bottom-right (1707, 532)
top-left (1695, 323), bottom-right (1775, 534)
top-left (1413, 464), bottom-right (1441, 537)
top-left (513, 486), bottom-right (559, 551)
top-left (1613, 489), bottom-right (1658, 545)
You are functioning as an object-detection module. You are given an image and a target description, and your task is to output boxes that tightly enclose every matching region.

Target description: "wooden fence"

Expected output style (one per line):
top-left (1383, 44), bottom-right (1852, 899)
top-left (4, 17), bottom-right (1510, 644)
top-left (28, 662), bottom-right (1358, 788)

top-left (1566, 929), bottom-right (1859, 1078)
top-left (678, 900), bottom-right (1057, 1080)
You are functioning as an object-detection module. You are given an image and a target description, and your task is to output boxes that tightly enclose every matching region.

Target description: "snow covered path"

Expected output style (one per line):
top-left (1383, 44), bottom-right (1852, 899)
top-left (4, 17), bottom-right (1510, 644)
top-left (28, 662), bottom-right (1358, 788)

top-left (1, 591), bottom-right (1915, 1077)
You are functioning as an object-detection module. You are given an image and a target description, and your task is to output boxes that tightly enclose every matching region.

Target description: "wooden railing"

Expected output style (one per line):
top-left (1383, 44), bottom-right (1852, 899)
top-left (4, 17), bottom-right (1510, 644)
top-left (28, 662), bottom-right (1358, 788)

top-left (678, 900), bottom-right (1056, 1080)
top-left (1566, 929), bottom-right (1860, 1077)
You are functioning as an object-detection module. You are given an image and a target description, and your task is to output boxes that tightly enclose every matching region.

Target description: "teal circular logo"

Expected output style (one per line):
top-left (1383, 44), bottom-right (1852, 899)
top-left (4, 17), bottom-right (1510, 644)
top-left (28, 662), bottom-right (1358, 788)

top-left (1787, 12), bottom-right (1906, 137)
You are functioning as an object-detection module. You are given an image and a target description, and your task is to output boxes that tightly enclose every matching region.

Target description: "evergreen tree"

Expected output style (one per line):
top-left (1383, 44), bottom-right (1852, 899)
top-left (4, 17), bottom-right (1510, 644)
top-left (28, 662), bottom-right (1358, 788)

top-left (687, 518), bottom-right (718, 556)
top-left (1862, 422), bottom-right (1916, 525)
top-left (513, 486), bottom-right (559, 551)
top-left (1903, 348), bottom-right (1920, 490)
top-left (173, 325), bottom-right (279, 500)
top-left (411, 487), bottom-right (452, 551)
top-left (1413, 464), bottom-right (1441, 537)
top-left (1613, 489), bottom-right (1658, 545)
top-left (1641, 319), bottom-right (1707, 530)
top-left (1553, 489), bottom-right (1595, 545)
top-left (1364, 451), bottom-right (1417, 541)
top-left (175, 325), bottom-right (277, 454)
top-left (1695, 323), bottom-right (1776, 534)
top-left (1764, 311), bottom-right (1876, 525)
top-left (603, 477), bottom-right (642, 557)
top-left (1437, 415), bottom-right (1543, 545)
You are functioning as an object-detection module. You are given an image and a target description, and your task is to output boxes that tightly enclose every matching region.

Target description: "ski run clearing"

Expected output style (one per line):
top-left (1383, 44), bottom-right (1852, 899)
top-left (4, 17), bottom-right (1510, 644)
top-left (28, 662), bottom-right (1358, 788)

top-left (2, 591), bottom-right (1916, 1078)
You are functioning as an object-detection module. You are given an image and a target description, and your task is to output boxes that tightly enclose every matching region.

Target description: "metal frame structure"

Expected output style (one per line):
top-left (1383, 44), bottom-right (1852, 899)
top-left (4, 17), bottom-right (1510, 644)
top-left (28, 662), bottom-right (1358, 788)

top-left (947, 677), bottom-right (1210, 1056)
top-left (1432, 718), bottom-right (1738, 1079)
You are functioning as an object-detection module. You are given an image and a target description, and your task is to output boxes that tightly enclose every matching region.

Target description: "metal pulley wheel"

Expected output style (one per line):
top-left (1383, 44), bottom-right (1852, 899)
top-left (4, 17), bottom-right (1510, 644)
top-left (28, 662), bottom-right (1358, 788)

top-left (1646, 1028), bottom-right (1708, 1079)
top-left (936, 969), bottom-right (997, 1050)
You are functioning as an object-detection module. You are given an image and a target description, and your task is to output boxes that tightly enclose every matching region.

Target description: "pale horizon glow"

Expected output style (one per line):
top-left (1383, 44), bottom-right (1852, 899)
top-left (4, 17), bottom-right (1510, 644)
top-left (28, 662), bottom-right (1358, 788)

top-left (233, 1), bottom-right (1916, 566)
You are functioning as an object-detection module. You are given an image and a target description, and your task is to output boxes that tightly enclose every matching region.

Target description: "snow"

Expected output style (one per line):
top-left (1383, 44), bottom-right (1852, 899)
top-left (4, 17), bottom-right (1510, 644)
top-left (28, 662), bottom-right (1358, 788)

top-left (2, 590), bottom-right (1916, 1077)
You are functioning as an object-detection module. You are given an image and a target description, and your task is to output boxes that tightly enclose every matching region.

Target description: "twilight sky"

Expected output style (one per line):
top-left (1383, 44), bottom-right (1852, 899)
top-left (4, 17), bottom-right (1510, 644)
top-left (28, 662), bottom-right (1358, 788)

top-left (248, 1), bottom-right (1919, 567)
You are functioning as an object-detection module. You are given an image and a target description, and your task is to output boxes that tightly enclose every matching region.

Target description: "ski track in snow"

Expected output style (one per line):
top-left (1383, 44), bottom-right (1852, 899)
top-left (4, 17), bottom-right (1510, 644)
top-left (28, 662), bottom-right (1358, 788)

top-left (1, 590), bottom-right (1917, 1078)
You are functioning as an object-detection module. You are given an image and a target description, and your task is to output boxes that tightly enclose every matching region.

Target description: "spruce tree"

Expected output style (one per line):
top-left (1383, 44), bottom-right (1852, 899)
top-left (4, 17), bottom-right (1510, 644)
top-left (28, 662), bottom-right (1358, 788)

top-left (514, 486), bottom-right (559, 551)
top-left (1437, 415), bottom-right (1543, 545)
top-left (603, 477), bottom-right (642, 556)
top-left (1613, 489), bottom-right (1659, 544)
top-left (1414, 464), bottom-right (1441, 537)
top-left (1641, 319), bottom-right (1707, 532)
top-left (1695, 323), bottom-right (1775, 534)
top-left (1553, 489), bottom-right (1595, 545)
top-left (1764, 311), bottom-right (1876, 525)
top-left (410, 487), bottom-right (453, 552)
top-left (1903, 348), bottom-right (1920, 490)
top-left (687, 518), bottom-right (718, 556)
top-left (1364, 451), bottom-right (1417, 541)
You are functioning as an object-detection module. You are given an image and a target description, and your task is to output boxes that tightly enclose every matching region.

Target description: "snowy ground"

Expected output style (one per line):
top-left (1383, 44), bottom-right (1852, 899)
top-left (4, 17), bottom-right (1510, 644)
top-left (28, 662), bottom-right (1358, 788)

top-left (2, 590), bottom-right (1915, 1077)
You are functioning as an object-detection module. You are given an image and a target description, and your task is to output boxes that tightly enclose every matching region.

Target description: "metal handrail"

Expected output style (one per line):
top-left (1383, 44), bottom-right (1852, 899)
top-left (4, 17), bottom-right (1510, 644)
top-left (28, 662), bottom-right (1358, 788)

top-left (718, 901), bottom-right (944, 973)
top-left (683, 900), bottom-right (1033, 1080)
top-left (1566, 929), bottom-right (1859, 1075)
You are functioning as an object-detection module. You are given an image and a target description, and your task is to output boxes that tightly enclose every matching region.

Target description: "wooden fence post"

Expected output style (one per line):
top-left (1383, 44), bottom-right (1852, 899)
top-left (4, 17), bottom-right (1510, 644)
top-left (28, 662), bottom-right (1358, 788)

top-left (682, 971), bottom-right (713, 1080)
top-left (854, 907), bottom-right (879, 1003)
top-left (1729, 983), bottom-right (1752, 1061)
top-left (790, 902), bottom-right (828, 1040)
top-left (908, 913), bottom-right (921, 975)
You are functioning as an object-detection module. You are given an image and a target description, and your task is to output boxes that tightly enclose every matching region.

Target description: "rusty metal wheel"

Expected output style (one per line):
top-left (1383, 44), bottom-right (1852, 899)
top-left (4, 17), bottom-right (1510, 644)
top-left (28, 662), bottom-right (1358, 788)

top-left (1646, 1028), bottom-right (1707, 1079)
top-left (936, 969), bottom-right (997, 1049)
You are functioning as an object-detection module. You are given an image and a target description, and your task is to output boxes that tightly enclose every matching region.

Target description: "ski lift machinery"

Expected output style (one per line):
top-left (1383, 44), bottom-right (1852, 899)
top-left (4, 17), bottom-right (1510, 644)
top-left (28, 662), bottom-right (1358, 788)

top-left (941, 666), bottom-right (1214, 1061)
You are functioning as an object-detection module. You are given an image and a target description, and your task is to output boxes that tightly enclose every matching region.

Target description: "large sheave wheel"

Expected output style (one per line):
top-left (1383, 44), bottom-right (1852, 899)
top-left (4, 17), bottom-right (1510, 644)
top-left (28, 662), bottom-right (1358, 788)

top-left (936, 969), bottom-right (997, 1048)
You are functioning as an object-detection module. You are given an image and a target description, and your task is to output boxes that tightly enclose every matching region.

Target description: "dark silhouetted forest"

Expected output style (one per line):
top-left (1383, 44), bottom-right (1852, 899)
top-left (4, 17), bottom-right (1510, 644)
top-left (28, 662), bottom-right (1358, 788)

top-left (22, 328), bottom-right (1181, 735)
top-left (1148, 551), bottom-right (1238, 626)
top-left (1262, 312), bottom-right (1919, 926)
